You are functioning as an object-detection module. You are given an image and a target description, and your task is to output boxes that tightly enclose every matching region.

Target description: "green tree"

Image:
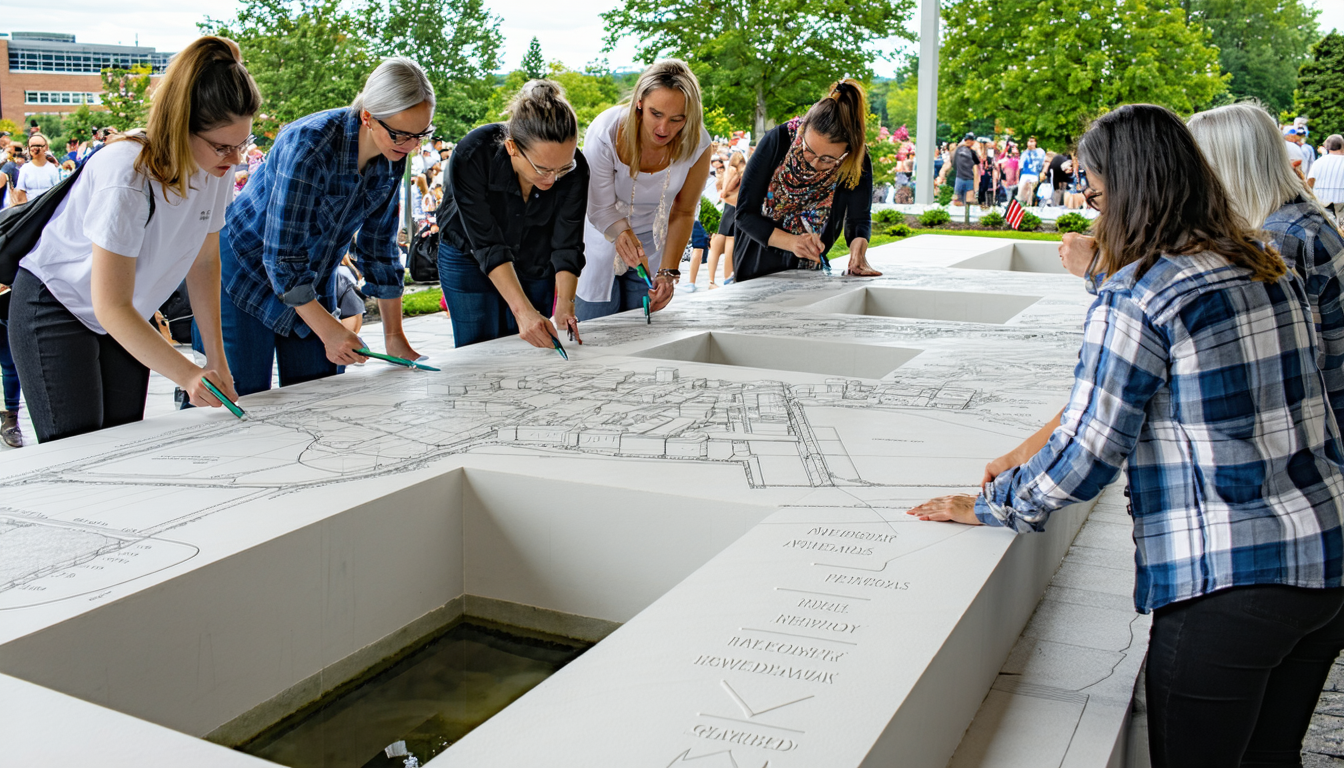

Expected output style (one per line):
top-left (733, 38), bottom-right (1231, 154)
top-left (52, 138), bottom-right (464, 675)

top-left (61, 102), bottom-right (99, 148)
top-left (201, 0), bottom-right (375, 131)
top-left (940, 0), bottom-right (1228, 149)
top-left (549, 61), bottom-right (621, 134)
top-left (362, 0), bottom-right (505, 140)
top-left (1185, 0), bottom-right (1320, 114)
top-left (521, 37), bottom-right (546, 80)
top-left (1295, 31), bottom-right (1344, 140)
top-left (99, 64), bottom-right (154, 131)
top-left (602, 0), bottom-right (914, 138)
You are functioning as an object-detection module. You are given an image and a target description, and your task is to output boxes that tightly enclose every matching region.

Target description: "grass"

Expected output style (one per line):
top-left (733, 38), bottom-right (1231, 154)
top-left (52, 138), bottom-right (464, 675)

top-left (827, 228), bottom-right (1063, 259)
top-left (402, 287), bottom-right (445, 316)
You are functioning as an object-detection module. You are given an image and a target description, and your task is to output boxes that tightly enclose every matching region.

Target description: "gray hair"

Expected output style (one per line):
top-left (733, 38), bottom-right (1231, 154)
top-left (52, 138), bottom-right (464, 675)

top-left (1188, 101), bottom-right (1326, 228)
top-left (351, 57), bottom-right (435, 119)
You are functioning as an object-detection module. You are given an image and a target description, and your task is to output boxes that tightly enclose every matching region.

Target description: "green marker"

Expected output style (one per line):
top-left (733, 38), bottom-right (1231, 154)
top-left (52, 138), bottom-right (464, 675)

top-left (634, 263), bottom-right (654, 288)
top-left (550, 333), bottom-right (568, 360)
top-left (356, 347), bottom-right (441, 371)
top-left (201, 378), bottom-right (248, 421)
top-left (643, 295), bottom-right (651, 324)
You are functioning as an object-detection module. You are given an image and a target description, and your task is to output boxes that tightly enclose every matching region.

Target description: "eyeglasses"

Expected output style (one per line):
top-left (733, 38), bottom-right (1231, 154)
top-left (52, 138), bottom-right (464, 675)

top-left (197, 134), bottom-right (253, 158)
top-left (518, 147), bottom-right (576, 180)
top-left (375, 117), bottom-right (435, 146)
top-left (1085, 189), bottom-right (1103, 211)
top-left (800, 132), bottom-right (847, 169)
top-left (28, 143), bottom-right (47, 150)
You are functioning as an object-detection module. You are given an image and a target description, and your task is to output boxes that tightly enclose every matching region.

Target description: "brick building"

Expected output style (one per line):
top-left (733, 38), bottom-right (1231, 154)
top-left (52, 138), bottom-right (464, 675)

top-left (0, 31), bottom-right (172, 132)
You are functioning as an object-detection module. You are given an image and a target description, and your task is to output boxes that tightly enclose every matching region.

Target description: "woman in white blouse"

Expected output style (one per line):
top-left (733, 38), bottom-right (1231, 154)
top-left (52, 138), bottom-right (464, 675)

top-left (575, 60), bottom-right (712, 320)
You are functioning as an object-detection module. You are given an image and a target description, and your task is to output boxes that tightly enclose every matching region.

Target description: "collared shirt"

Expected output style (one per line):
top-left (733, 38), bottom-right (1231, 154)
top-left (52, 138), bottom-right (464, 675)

top-left (222, 108), bottom-right (404, 337)
top-left (1263, 195), bottom-right (1344, 421)
top-left (436, 123), bottom-right (587, 282)
top-left (976, 252), bottom-right (1344, 613)
top-left (1309, 154), bottom-right (1344, 205)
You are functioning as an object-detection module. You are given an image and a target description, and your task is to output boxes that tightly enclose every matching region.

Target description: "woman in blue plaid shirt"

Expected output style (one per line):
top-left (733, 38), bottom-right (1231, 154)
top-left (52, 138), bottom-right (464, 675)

top-left (912, 104), bottom-right (1344, 767)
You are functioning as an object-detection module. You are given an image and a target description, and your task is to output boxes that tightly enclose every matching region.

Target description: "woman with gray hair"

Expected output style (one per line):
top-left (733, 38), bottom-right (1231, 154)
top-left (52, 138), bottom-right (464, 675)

top-left (1188, 101), bottom-right (1344, 424)
top-left (215, 56), bottom-right (435, 396)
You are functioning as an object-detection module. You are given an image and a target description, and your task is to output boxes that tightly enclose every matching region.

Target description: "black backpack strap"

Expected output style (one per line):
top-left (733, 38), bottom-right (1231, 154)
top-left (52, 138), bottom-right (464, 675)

top-left (143, 178), bottom-right (156, 226)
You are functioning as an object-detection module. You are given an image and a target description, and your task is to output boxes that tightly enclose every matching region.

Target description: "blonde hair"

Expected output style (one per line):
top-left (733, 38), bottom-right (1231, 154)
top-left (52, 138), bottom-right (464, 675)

top-left (115, 36), bottom-right (261, 200)
top-left (804, 79), bottom-right (869, 188)
top-left (1188, 101), bottom-right (1330, 228)
top-left (617, 60), bottom-right (704, 179)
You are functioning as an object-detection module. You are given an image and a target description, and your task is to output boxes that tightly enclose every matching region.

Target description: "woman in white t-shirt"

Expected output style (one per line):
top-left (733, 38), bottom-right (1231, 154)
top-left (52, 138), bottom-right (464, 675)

top-left (7, 36), bottom-right (261, 443)
top-left (576, 60), bottom-right (712, 320)
top-left (12, 132), bottom-right (59, 203)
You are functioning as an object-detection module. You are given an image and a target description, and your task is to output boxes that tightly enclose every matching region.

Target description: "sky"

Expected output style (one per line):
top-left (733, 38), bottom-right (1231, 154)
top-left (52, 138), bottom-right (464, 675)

top-left (2, 0), bottom-right (1343, 77)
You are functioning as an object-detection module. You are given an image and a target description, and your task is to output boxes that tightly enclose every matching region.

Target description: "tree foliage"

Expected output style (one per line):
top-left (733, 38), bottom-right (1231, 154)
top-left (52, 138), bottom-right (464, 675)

top-left (1295, 31), bottom-right (1344, 140)
top-left (201, 0), bottom-right (503, 142)
top-left (521, 37), bottom-right (546, 80)
top-left (99, 64), bottom-right (154, 132)
top-left (602, 0), bottom-right (914, 138)
top-left (1185, 0), bottom-right (1319, 114)
top-left (479, 61), bottom-right (622, 137)
top-left (939, 0), bottom-right (1228, 148)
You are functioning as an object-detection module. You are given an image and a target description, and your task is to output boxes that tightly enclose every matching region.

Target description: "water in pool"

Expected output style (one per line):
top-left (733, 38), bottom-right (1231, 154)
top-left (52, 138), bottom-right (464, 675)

top-left (239, 621), bottom-right (590, 768)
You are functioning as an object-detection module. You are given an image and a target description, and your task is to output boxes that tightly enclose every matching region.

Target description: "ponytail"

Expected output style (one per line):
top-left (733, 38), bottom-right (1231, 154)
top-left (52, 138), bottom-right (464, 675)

top-left (117, 36), bottom-right (262, 199)
top-left (803, 79), bottom-right (868, 188)
top-left (504, 80), bottom-right (578, 153)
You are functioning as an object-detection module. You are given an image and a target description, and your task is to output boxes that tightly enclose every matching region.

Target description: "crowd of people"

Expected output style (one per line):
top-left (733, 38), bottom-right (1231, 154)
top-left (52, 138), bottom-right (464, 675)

top-left (5, 33), bottom-right (1344, 768)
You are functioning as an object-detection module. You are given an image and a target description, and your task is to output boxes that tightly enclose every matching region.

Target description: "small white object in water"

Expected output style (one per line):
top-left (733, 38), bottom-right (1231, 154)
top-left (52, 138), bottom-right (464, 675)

top-left (384, 741), bottom-right (408, 758)
top-left (404, 757), bottom-right (420, 768)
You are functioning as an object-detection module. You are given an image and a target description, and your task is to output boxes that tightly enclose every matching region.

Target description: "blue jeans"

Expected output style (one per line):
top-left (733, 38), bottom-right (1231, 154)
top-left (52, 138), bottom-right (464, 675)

top-left (438, 241), bottom-right (554, 348)
top-left (574, 270), bottom-right (649, 322)
top-left (0, 318), bottom-right (20, 412)
top-left (196, 291), bottom-right (339, 398)
top-left (953, 178), bottom-right (975, 198)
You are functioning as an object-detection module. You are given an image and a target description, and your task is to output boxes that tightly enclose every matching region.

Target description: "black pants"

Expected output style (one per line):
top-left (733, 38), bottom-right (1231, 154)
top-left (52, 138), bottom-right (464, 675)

top-left (1147, 584), bottom-right (1344, 767)
top-left (7, 268), bottom-right (150, 443)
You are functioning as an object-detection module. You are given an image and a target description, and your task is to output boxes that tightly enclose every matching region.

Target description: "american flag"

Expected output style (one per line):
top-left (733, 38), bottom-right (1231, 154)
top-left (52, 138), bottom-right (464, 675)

top-left (1005, 199), bottom-right (1026, 230)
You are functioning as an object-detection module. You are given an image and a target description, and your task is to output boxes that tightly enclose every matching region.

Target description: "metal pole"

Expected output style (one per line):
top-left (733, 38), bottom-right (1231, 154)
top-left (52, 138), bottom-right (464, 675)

top-left (914, 0), bottom-right (940, 205)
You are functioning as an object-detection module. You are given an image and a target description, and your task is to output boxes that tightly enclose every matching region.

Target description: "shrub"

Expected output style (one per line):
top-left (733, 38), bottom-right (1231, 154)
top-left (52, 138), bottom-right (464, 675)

top-left (403, 288), bottom-right (445, 316)
top-left (979, 210), bottom-right (1005, 228)
top-left (918, 208), bottom-right (952, 227)
top-left (936, 185), bottom-right (955, 206)
top-left (889, 222), bottom-right (913, 238)
top-left (873, 208), bottom-right (901, 225)
top-left (1017, 211), bottom-right (1043, 232)
top-left (1054, 211), bottom-right (1091, 234)
top-left (699, 197), bottom-right (722, 235)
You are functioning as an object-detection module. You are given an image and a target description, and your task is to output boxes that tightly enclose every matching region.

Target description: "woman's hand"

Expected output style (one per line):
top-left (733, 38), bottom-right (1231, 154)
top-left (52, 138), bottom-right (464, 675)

top-left (179, 366), bottom-right (238, 409)
top-left (649, 273), bottom-right (675, 311)
top-left (516, 307), bottom-right (560, 349)
top-left (907, 495), bottom-right (983, 525)
top-left (615, 229), bottom-right (646, 269)
top-left (554, 301), bottom-right (582, 345)
top-left (1058, 233), bottom-right (1097, 278)
top-left (320, 325), bottom-right (370, 365)
top-left (790, 232), bottom-right (824, 263)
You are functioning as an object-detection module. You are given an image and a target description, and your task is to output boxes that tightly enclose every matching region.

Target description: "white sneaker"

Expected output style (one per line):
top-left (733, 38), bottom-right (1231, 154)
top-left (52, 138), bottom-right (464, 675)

top-left (683, 283), bottom-right (698, 293)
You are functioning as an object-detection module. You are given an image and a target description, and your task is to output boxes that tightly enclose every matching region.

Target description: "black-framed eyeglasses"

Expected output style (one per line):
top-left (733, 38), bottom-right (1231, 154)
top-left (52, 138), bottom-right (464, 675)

top-left (1085, 189), bottom-right (1103, 211)
top-left (27, 143), bottom-right (47, 150)
top-left (800, 131), bottom-right (848, 169)
top-left (518, 147), bottom-right (576, 180)
top-left (375, 117), bottom-right (435, 146)
top-left (198, 133), bottom-right (253, 158)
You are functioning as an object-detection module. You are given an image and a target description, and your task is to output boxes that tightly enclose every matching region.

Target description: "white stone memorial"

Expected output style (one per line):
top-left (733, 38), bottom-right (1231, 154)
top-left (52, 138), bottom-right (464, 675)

top-left (0, 236), bottom-right (1147, 767)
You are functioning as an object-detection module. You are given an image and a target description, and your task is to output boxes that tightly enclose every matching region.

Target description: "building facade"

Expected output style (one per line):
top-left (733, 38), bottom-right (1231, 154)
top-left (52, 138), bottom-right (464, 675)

top-left (0, 31), bottom-right (172, 131)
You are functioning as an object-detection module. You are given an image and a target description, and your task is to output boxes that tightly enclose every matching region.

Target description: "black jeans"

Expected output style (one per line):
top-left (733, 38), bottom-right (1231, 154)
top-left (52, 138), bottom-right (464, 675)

top-left (1147, 584), bottom-right (1344, 768)
top-left (7, 268), bottom-right (150, 443)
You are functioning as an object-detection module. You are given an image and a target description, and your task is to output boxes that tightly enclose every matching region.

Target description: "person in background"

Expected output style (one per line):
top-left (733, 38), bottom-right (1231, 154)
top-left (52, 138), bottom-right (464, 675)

top-left (942, 133), bottom-right (979, 208)
top-left (0, 311), bottom-right (22, 447)
top-left (732, 79), bottom-right (881, 281)
top-left (7, 36), bottom-right (260, 443)
top-left (57, 159), bottom-right (75, 181)
top-left (435, 80), bottom-right (587, 348)
top-left (576, 60), bottom-right (711, 320)
top-left (1308, 134), bottom-right (1344, 219)
top-left (62, 138), bottom-right (80, 166)
top-left (13, 133), bottom-right (58, 203)
top-left (997, 144), bottom-right (1019, 203)
top-left (217, 57), bottom-right (431, 396)
top-left (1044, 150), bottom-right (1072, 207)
top-left (914, 103), bottom-right (1344, 768)
top-left (1017, 136), bottom-right (1045, 207)
top-left (1285, 127), bottom-right (1309, 173)
top-left (335, 254), bottom-right (365, 334)
top-left (704, 151), bottom-right (745, 288)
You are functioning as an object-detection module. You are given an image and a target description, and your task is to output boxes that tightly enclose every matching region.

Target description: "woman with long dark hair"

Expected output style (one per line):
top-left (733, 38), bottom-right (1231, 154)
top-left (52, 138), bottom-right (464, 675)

top-left (731, 80), bottom-right (881, 281)
top-left (911, 104), bottom-right (1344, 767)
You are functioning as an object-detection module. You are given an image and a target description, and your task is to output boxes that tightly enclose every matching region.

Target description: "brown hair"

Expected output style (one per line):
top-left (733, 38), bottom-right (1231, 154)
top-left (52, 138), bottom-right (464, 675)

top-left (1078, 104), bottom-right (1284, 283)
top-left (803, 79), bottom-right (868, 188)
top-left (116, 36), bottom-right (261, 199)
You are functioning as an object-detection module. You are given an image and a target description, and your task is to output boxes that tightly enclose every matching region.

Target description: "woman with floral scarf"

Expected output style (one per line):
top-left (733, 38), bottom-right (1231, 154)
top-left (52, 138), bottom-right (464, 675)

top-left (731, 80), bottom-right (881, 282)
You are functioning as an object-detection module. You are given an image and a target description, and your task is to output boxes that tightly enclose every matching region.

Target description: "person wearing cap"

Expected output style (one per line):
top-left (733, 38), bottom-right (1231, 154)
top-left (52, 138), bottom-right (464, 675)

top-left (1285, 126), bottom-right (1310, 174)
top-left (943, 132), bottom-right (979, 207)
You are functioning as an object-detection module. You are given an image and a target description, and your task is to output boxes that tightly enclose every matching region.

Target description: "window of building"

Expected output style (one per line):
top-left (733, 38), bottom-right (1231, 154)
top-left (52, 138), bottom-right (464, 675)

top-left (24, 91), bottom-right (103, 106)
top-left (8, 47), bottom-right (171, 74)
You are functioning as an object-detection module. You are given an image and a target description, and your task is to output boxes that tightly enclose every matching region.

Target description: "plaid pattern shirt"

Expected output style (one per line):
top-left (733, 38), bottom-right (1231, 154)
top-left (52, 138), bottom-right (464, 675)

top-left (1263, 196), bottom-right (1344, 421)
top-left (976, 252), bottom-right (1344, 613)
top-left (222, 108), bottom-right (404, 337)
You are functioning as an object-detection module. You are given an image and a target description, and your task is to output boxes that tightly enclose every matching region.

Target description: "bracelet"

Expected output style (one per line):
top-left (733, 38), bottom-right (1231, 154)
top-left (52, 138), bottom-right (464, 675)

top-left (656, 268), bottom-right (680, 278)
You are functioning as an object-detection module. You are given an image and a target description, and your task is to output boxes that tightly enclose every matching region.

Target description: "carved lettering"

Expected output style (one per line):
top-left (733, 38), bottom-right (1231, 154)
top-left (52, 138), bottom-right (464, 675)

top-left (773, 614), bottom-right (860, 634)
top-left (689, 724), bottom-right (800, 751)
top-left (782, 539), bottom-right (873, 555)
top-left (693, 654), bottom-right (837, 684)
top-left (806, 526), bottom-right (899, 544)
top-left (797, 598), bottom-right (849, 614)
top-left (823, 573), bottom-right (911, 591)
top-left (726, 635), bottom-right (847, 663)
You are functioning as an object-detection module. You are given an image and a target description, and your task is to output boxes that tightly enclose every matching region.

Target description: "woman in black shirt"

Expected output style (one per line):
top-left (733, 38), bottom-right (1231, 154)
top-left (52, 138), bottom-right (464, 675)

top-left (731, 80), bottom-right (879, 282)
top-left (437, 80), bottom-right (588, 348)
